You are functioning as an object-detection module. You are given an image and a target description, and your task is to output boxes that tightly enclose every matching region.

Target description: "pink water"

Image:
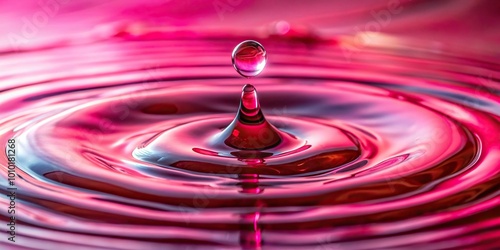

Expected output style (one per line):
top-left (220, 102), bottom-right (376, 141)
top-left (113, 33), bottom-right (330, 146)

top-left (1, 1), bottom-right (500, 250)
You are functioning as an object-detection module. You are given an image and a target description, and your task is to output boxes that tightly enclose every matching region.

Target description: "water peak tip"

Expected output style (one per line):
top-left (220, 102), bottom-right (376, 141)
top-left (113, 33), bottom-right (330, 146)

top-left (241, 84), bottom-right (260, 113)
top-left (218, 84), bottom-right (282, 150)
top-left (243, 84), bottom-right (256, 92)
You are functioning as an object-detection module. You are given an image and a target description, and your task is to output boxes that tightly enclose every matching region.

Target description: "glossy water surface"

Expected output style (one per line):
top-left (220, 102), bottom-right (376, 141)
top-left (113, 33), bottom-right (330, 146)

top-left (0, 26), bottom-right (499, 250)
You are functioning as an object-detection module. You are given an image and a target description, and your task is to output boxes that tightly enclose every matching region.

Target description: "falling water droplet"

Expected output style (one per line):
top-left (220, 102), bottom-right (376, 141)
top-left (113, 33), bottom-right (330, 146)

top-left (232, 40), bottom-right (268, 78)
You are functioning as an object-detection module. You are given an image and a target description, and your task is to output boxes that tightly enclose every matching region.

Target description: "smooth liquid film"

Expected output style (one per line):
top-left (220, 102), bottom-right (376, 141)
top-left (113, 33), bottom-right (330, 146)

top-left (0, 27), bottom-right (499, 249)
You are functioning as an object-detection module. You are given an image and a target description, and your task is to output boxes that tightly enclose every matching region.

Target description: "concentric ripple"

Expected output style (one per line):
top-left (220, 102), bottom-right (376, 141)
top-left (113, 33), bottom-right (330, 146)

top-left (1, 28), bottom-right (499, 250)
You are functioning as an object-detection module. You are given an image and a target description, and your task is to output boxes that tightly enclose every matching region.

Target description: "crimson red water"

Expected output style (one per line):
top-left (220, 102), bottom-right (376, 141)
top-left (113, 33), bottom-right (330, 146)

top-left (0, 23), bottom-right (500, 250)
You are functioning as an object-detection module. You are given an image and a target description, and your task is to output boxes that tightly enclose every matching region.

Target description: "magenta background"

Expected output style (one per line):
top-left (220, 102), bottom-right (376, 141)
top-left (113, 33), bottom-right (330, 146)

top-left (1, 0), bottom-right (499, 53)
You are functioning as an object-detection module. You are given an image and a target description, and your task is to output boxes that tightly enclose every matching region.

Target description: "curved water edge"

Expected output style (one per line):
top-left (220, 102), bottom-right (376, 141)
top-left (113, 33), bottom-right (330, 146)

top-left (0, 30), bottom-right (499, 249)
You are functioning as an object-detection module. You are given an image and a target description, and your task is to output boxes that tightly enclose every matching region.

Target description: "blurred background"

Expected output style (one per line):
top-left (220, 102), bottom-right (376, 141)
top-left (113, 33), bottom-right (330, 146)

top-left (1, 0), bottom-right (499, 54)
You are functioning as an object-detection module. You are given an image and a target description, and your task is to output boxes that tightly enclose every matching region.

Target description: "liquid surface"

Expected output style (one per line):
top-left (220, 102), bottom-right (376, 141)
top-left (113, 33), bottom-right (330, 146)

top-left (0, 26), bottom-right (499, 250)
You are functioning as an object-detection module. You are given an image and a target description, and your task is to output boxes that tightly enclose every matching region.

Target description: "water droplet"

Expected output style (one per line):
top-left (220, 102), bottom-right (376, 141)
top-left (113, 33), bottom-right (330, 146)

top-left (232, 40), bottom-right (267, 78)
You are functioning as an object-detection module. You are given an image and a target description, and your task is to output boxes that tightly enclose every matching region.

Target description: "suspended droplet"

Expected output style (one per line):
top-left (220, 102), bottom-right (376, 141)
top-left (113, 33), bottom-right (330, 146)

top-left (232, 40), bottom-right (267, 78)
